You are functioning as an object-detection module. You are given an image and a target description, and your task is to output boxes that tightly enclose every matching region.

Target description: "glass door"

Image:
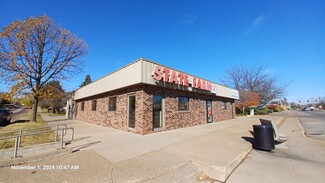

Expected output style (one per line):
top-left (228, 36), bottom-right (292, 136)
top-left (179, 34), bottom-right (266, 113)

top-left (128, 95), bottom-right (136, 128)
top-left (153, 95), bottom-right (163, 129)
top-left (206, 100), bottom-right (213, 123)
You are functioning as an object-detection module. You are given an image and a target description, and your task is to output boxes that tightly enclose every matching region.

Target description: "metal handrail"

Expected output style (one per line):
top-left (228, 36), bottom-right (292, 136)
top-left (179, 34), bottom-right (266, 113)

top-left (0, 124), bottom-right (68, 148)
top-left (0, 124), bottom-right (67, 135)
top-left (0, 127), bottom-right (74, 158)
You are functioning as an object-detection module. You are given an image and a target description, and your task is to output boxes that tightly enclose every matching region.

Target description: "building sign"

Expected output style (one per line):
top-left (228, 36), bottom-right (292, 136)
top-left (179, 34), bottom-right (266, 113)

top-left (152, 66), bottom-right (212, 92)
top-left (211, 84), bottom-right (217, 94)
top-left (231, 89), bottom-right (239, 99)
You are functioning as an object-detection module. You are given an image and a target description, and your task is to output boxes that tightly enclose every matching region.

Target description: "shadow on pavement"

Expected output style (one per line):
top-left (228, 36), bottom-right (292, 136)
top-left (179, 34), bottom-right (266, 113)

top-left (241, 136), bottom-right (254, 145)
top-left (11, 119), bottom-right (30, 124)
top-left (73, 136), bottom-right (91, 142)
top-left (72, 141), bottom-right (101, 153)
top-left (45, 119), bottom-right (70, 123)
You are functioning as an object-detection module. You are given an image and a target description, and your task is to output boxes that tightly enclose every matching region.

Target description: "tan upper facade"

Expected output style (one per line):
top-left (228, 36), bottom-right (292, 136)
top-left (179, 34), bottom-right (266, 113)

top-left (74, 58), bottom-right (239, 100)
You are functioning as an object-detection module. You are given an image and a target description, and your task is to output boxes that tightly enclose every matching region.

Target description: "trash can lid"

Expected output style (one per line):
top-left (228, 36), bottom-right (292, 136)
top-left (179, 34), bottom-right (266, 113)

top-left (252, 124), bottom-right (272, 129)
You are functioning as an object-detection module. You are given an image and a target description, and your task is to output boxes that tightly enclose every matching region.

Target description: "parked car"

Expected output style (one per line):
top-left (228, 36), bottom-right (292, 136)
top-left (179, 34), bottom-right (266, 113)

top-left (0, 108), bottom-right (12, 126)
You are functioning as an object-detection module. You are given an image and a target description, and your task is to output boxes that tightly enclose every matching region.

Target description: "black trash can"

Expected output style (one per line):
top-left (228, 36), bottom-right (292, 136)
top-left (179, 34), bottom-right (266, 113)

top-left (253, 125), bottom-right (275, 151)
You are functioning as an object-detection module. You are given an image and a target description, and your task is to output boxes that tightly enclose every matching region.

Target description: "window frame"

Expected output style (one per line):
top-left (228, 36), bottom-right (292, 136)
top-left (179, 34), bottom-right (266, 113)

top-left (108, 96), bottom-right (117, 111)
top-left (178, 97), bottom-right (189, 111)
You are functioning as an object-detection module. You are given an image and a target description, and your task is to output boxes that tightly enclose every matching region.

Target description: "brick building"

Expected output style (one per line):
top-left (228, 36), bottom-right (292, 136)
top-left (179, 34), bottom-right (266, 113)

top-left (74, 58), bottom-right (239, 135)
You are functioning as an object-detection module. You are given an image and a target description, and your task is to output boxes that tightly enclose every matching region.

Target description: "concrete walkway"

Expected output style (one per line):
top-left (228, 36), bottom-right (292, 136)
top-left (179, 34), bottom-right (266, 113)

top-left (1, 112), bottom-right (285, 182)
top-left (227, 111), bottom-right (325, 183)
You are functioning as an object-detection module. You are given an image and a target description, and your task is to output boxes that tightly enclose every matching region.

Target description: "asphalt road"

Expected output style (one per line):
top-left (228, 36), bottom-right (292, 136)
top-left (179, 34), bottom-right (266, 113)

top-left (0, 108), bottom-right (30, 130)
top-left (296, 110), bottom-right (325, 140)
top-left (11, 108), bottom-right (30, 121)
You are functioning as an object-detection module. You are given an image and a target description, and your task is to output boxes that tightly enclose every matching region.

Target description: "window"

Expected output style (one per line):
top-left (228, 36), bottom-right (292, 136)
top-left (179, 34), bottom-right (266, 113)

top-left (178, 97), bottom-right (189, 111)
top-left (81, 102), bottom-right (85, 111)
top-left (92, 99), bottom-right (97, 111)
top-left (222, 101), bottom-right (227, 110)
top-left (108, 97), bottom-right (117, 111)
top-left (128, 95), bottom-right (136, 128)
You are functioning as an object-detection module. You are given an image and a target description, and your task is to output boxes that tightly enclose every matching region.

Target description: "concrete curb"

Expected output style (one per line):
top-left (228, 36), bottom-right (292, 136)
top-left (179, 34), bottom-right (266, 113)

top-left (217, 116), bottom-right (285, 182)
top-left (276, 116), bottom-right (286, 128)
top-left (193, 144), bottom-right (253, 182)
top-left (0, 142), bottom-right (62, 159)
top-left (0, 147), bottom-right (72, 167)
top-left (295, 112), bottom-right (307, 137)
top-left (111, 150), bottom-right (197, 183)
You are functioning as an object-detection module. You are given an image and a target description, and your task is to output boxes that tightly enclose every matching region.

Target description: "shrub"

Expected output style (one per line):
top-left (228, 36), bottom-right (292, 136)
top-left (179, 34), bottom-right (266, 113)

top-left (266, 105), bottom-right (284, 112)
top-left (254, 107), bottom-right (269, 115)
top-left (274, 106), bottom-right (284, 112)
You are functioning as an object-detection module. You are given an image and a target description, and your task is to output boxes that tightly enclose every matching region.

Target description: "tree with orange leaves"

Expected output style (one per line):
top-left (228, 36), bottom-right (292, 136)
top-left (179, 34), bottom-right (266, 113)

top-left (0, 15), bottom-right (87, 122)
top-left (235, 89), bottom-right (260, 114)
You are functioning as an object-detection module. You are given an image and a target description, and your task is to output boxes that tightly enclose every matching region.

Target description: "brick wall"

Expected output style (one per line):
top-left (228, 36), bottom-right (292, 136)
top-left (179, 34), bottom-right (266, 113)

top-left (75, 84), bottom-right (236, 135)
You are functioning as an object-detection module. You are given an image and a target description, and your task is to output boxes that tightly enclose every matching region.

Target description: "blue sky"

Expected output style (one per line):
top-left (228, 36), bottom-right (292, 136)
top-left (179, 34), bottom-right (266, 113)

top-left (0, 0), bottom-right (324, 103)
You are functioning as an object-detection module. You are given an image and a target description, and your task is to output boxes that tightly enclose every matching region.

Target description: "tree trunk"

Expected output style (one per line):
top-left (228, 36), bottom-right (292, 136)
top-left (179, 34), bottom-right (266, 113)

top-left (31, 95), bottom-right (39, 122)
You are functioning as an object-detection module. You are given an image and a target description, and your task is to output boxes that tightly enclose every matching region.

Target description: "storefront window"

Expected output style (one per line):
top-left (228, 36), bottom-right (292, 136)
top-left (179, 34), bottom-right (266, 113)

top-left (108, 97), bottom-right (116, 111)
top-left (92, 99), bottom-right (97, 111)
top-left (178, 97), bottom-right (189, 111)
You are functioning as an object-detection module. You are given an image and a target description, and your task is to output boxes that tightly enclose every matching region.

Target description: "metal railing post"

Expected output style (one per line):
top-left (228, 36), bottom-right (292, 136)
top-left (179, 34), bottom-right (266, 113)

top-left (13, 136), bottom-right (20, 158)
top-left (0, 125), bottom-right (75, 157)
top-left (71, 128), bottom-right (74, 141)
top-left (55, 126), bottom-right (58, 142)
top-left (18, 131), bottom-right (22, 147)
top-left (60, 129), bottom-right (64, 149)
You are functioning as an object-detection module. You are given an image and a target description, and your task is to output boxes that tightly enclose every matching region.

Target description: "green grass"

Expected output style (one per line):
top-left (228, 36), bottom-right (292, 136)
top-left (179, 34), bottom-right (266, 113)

top-left (0, 112), bottom-right (57, 150)
top-left (40, 108), bottom-right (66, 116)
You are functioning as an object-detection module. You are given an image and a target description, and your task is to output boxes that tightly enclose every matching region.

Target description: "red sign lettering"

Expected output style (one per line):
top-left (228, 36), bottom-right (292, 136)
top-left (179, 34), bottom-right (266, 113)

top-left (163, 68), bottom-right (170, 82)
top-left (153, 66), bottom-right (162, 80)
top-left (184, 74), bottom-right (189, 86)
top-left (152, 66), bottom-right (211, 92)
top-left (178, 73), bottom-right (183, 85)
top-left (170, 70), bottom-right (178, 83)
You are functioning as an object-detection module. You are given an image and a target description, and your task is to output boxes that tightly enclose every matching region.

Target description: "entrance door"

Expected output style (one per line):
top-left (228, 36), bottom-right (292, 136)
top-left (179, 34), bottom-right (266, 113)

top-left (153, 95), bottom-right (163, 129)
top-left (128, 95), bottom-right (136, 128)
top-left (206, 100), bottom-right (213, 123)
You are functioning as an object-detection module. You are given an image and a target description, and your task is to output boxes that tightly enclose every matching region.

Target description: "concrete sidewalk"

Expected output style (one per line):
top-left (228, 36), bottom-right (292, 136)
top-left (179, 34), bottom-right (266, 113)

top-left (227, 111), bottom-right (325, 183)
top-left (1, 112), bottom-right (285, 182)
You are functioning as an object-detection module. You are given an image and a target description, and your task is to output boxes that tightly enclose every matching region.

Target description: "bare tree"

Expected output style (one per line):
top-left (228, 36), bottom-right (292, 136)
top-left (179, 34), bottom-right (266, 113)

top-left (222, 63), bottom-right (289, 105)
top-left (0, 15), bottom-right (87, 121)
